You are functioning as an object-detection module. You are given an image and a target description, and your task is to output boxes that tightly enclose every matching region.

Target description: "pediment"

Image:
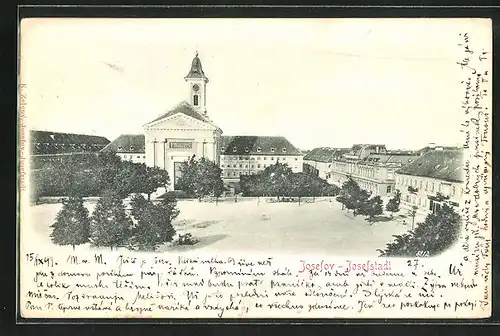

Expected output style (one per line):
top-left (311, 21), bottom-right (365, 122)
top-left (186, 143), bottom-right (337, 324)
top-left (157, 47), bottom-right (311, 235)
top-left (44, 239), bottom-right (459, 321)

top-left (145, 113), bottom-right (216, 131)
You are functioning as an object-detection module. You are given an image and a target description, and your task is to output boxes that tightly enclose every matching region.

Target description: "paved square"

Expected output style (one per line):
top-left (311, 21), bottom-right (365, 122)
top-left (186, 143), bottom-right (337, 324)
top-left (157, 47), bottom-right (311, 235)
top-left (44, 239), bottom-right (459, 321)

top-left (25, 198), bottom-right (411, 256)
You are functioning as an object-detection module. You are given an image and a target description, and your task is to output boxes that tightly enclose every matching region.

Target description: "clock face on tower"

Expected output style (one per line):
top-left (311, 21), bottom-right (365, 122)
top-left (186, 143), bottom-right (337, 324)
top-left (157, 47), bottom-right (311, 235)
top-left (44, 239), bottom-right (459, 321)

top-left (193, 84), bottom-right (200, 92)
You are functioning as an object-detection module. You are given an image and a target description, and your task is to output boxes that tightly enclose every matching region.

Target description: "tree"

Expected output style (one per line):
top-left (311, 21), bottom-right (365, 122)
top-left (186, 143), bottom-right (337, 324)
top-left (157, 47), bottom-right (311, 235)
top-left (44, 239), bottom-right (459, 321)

top-left (50, 195), bottom-right (90, 250)
top-left (129, 193), bottom-right (149, 219)
top-left (90, 190), bottom-right (133, 250)
top-left (265, 162), bottom-right (293, 200)
top-left (378, 204), bottom-right (461, 257)
top-left (141, 165), bottom-right (170, 200)
top-left (336, 178), bottom-right (370, 216)
top-left (95, 152), bottom-right (124, 193)
top-left (133, 198), bottom-right (178, 250)
top-left (385, 190), bottom-right (401, 217)
top-left (359, 195), bottom-right (384, 222)
top-left (176, 156), bottom-right (224, 201)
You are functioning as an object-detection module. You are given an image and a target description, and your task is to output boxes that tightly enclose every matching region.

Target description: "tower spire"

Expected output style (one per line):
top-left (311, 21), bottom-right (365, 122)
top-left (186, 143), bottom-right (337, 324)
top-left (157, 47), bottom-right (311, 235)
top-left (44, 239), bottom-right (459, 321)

top-left (185, 52), bottom-right (209, 115)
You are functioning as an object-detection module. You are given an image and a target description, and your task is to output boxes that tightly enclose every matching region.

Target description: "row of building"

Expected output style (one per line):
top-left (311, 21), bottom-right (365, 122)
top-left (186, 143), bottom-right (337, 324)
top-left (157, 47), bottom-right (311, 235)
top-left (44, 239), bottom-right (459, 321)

top-left (28, 52), bottom-right (464, 217)
top-left (302, 144), bottom-right (463, 215)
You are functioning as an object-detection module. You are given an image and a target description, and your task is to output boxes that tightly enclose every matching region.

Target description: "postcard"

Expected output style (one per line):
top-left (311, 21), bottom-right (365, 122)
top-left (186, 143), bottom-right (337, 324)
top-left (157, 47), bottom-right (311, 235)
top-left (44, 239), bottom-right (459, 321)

top-left (18, 17), bottom-right (492, 319)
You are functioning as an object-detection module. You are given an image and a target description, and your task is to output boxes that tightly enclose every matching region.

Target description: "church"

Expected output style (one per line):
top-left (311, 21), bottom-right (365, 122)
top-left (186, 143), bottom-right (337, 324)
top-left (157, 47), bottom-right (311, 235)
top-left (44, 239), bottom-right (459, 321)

top-left (102, 53), bottom-right (303, 190)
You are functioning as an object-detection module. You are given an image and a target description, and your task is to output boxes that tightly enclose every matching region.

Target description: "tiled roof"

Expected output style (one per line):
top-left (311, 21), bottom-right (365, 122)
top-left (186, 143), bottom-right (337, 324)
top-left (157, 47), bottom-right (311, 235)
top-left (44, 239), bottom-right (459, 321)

top-left (220, 136), bottom-right (302, 156)
top-left (101, 134), bottom-right (146, 154)
top-left (145, 101), bottom-right (221, 131)
top-left (396, 149), bottom-right (464, 183)
top-left (185, 53), bottom-right (208, 81)
top-left (30, 130), bottom-right (110, 155)
top-left (364, 153), bottom-right (420, 165)
top-left (415, 146), bottom-right (461, 154)
top-left (303, 147), bottom-right (349, 162)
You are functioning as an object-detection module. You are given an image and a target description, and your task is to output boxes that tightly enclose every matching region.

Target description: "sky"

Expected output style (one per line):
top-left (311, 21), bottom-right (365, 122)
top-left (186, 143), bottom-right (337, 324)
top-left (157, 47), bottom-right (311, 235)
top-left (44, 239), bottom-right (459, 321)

top-left (20, 18), bottom-right (490, 150)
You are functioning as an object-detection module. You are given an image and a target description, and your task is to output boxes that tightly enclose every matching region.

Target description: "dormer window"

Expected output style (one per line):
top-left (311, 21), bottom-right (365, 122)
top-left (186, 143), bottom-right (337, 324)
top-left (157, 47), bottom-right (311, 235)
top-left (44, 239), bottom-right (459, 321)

top-left (257, 147), bottom-right (262, 152)
top-left (118, 146), bottom-right (122, 151)
top-left (130, 146), bottom-right (134, 151)
top-left (244, 147), bottom-right (250, 153)
top-left (193, 95), bottom-right (199, 106)
top-left (221, 146), bottom-right (225, 152)
top-left (270, 147), bottom-right (275, 153)
top-left (282, 148), bottom-right (287, 153)
top-left (233, 147), bottom-right (237, 152)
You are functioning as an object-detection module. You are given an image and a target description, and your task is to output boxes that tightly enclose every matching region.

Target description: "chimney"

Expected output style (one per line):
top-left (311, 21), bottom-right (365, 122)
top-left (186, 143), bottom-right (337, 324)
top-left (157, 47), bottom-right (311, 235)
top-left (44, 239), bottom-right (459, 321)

top-left (428, 142), bottom-right (436, 149)
top-left (435, 146), bottom-right (444, 151)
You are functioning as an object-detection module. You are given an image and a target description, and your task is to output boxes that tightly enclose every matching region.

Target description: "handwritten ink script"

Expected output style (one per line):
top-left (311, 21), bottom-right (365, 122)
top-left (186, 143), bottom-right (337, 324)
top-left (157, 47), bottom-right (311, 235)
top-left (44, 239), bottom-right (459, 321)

top-left (457, 28), bottom-right (492, 317)
top-left (20, 252), bottom-right (490, 318)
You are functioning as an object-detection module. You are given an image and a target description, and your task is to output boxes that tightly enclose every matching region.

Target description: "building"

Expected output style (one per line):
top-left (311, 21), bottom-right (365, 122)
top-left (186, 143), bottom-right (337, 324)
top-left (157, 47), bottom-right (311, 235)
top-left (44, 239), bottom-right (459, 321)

top-left (329, 144), bottom-right (420, 198)
top-left (141, 53), bottom-right (223, 190)
top-left (220, 136), bottom-right (303, 183)
top-left (395, 148), bottom-right (463, 215)
top-left (102, 52), bottom-right (302, 191)
top-left (100, 134), bottom-right (147, 164)
top-left (30, 130), bottom-right (110, 170)
top-left (303, 147), bottom-right (349, 180)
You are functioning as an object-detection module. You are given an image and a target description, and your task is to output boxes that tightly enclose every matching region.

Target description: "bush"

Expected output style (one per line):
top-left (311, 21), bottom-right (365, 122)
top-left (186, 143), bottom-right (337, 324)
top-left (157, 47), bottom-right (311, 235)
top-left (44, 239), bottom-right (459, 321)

top-left (175, 233), bottom-right (200, 246)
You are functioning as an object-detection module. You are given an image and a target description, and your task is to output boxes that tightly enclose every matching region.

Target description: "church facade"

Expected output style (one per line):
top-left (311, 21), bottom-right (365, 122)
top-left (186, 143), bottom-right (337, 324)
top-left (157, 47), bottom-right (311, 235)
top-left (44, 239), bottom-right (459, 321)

top-left (103, 53), bottom-right (303, 191)
top-left (142, 53), bottom-right (223, 190)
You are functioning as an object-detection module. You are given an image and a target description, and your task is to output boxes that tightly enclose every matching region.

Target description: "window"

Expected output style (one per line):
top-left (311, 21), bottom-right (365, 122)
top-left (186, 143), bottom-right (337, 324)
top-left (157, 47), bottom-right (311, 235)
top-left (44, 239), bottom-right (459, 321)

top-left (452, 186), bottom-right (456, 196)
top-left (193, 94), bottom-right (199, 106)
top-left (143, 155), bottom-right (146, 158)
top-left (221, 164), bottom-right (224, 168)
top-left (233, 164), bottom-right (236, 168)
top-left (295, 158), bottom-right (298, 161)
top-left (239, 156), bottom-right (243, 160)
top-left (221, 147), bottom-right (225, 152)
top-left (245, 147), bottom-right (250, 153)
top-left (130, 146), bottom-right (135, 151)
top-left (425, 182), bottom-right (428, 191)
top-left (245, 165), bottom-right (248, 168)
top-left (431, 183), bottom-right (434, 191)
top-left (257, 147), bottom-right (262, 152)
top-left (137, 156), bottom-right (140, 159)
top-left (263, 157), bottom-right (267, 160)
top-left (386, 186), bottom-right (392, 194)
top-left (251, 165), bottom-right (254, 168)
top-left (282, 148), bottom-right (287, 153)
top-left (271, 157), bottom-right (274, 160)
top-left (233, 147), bottom-right (237, 152)
top-left (118, 146), bottom-right (122, 151)
top-left (270, 148), bottom-right (275, 152)
top-left (239, 164), bottom-right (242, 168)
top-left (420, 181), bottom-right (423, 189)
top-left (233, 172), bottom-right (236, 176)
top-left (257, 164), bottom-right (261, 168)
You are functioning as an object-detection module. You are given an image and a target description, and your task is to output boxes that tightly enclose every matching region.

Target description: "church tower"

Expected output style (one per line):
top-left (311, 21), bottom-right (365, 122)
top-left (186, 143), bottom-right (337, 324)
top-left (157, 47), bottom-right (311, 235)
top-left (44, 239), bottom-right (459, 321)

top-left (184, 52), bottom-right (209, 115)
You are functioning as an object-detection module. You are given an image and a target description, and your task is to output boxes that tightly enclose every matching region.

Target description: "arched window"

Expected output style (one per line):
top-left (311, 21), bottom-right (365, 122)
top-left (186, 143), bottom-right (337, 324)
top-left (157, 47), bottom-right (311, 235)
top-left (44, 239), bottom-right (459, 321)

top-left (193, 94), bottom-right (199, 106)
